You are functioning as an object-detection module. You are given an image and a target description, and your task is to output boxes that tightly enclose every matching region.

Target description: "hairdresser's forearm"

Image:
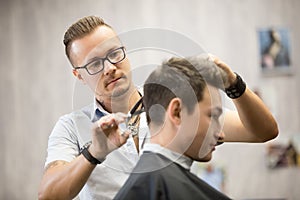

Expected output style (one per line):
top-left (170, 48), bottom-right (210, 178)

top-left (38, 155), bottom-right (96, 200)
top-left (233, 88), bottom-right (278, 142)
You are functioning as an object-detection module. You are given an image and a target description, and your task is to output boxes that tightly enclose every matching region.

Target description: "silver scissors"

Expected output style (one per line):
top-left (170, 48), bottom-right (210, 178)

top-left (119, 97), bottom-right (144, 135)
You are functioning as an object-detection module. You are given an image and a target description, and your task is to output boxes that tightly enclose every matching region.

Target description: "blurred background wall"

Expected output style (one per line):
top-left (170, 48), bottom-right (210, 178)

top-left (0, 0), bottom-right (299, 199)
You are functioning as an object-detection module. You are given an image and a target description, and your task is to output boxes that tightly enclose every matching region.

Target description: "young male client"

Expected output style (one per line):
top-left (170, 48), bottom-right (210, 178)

top-left (114, 55), bottom-right (232, 199)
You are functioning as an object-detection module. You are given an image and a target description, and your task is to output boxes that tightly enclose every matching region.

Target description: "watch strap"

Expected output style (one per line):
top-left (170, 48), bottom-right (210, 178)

top-left (80, 142), bottom-right (103, 165)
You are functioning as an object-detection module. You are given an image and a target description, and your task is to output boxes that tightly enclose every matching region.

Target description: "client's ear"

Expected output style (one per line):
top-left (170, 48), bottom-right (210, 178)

top-left (167, 98), bottom-right (182, 125)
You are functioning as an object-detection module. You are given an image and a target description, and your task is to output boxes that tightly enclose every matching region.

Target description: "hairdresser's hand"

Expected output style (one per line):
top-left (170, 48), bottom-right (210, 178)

top-left (89, 113), bottom-right (130, 161)
top-left (208, 54), bottom-right (237, 88)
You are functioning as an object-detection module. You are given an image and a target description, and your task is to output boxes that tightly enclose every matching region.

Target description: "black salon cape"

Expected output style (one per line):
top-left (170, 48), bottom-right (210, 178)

top-left (114, 151), bottom-right (231, 200)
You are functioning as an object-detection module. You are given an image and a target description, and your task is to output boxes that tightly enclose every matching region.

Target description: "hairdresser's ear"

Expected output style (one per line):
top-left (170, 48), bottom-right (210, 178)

top-left (167, 98), bottom-right (182, 125)
top-left (72, 69), bottom-right (86, 84)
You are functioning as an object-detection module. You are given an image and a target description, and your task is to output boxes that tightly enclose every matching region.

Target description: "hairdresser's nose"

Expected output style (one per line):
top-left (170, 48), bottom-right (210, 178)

top-left (103, 60), bottom-right (117, 76)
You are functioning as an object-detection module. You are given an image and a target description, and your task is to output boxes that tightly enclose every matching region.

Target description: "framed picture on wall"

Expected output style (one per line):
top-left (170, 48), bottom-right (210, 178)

top-left (258, 27), bottom-right (292, 76)
top-left (266, 133), bottom-right (300, 169)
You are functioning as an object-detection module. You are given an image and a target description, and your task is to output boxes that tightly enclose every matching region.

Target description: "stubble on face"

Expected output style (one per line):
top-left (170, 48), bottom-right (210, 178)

top-left (70, 25), bottom-right (135, 103)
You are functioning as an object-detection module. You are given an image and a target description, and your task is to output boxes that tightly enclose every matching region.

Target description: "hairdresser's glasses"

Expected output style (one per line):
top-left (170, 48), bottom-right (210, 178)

top-left (74, 47), bottom-right (126, 75)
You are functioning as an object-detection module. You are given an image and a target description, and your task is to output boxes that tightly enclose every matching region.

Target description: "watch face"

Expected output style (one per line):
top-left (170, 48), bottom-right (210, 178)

top-left (225, 73), bottom-right (246, 99)
top-left (80, 141), bottom-right (91, 155)
top-left (82, 141), bottom-right (92, 149)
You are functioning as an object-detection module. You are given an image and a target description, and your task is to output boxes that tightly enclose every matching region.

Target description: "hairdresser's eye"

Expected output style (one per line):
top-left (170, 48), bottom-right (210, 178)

top-left (87, 59), bottom-right (103, 73)
top-left (107, 48), bottom-right (125, 64)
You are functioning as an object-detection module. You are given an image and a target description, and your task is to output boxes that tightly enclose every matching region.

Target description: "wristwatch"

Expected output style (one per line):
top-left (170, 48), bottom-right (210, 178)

top-left (80, 142), bottom-right (104, 165)
top-left (225, 72), bottom-right (246, 99)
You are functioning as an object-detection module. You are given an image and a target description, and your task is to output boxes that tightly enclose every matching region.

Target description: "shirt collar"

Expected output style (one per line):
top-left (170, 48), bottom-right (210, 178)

top-left (91, 87), bottom-right (144, 121)
top-left (142, 143), bottom-right (193, 170)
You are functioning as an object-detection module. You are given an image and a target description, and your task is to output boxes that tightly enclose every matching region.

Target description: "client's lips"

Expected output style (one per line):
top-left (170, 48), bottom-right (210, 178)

top-left (212, 146), bottom-right (216, 151)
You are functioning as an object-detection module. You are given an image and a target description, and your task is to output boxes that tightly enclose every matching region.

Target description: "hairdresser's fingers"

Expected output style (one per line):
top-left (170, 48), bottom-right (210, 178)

top-left (208, 54), bottom-right (237, 87)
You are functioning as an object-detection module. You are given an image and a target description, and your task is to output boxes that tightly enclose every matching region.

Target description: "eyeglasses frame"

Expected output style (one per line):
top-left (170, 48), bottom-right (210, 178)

top-left (73, 46), bottom-right (126, 75)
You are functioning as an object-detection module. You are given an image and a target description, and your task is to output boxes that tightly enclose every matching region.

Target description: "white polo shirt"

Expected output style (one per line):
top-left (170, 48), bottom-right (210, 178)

top-left (45, 100), bottom-right (149, 200)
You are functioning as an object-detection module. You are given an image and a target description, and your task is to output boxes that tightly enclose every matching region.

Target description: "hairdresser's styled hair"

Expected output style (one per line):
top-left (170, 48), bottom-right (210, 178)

top-left (63, 16), bottom-right (111, 65)
top-left (143, 54), bottom-right (227, 125)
